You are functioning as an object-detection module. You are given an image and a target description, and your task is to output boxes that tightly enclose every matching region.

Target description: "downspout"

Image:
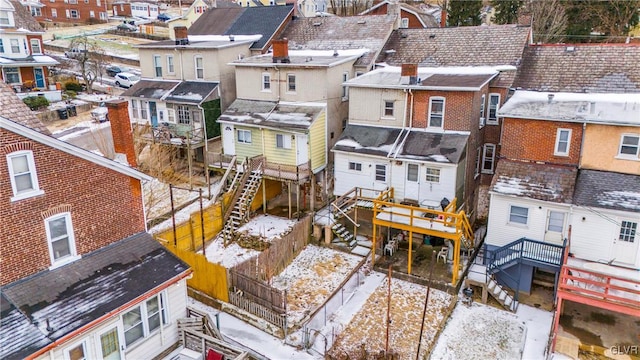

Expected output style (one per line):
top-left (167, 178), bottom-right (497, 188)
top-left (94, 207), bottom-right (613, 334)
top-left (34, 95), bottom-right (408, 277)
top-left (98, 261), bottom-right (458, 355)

top-left (387, 88), bottom-right (410, 159)
top-left (394, 88), bottom-right (413, 159)
top-left (578, 122), bottom-right (586, 168)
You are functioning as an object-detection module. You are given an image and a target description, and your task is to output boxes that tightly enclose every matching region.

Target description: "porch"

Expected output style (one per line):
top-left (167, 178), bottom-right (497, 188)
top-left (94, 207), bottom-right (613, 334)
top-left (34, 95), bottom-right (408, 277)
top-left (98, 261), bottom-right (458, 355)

top-left (208, 152), bottom-right (312, 183)
top-left (133, 123), bottom-right (206, 148)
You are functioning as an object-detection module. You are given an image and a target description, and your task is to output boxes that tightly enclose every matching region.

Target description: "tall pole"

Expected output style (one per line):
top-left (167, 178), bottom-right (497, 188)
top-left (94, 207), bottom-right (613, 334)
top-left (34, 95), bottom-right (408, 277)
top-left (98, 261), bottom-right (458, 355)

top-left (385, 264), bottom-right (392, 354)
top-left (170, 184), bottom-right (177, 247)
top-left (416, 251), bottom-right (436, 360)
top-left (199, 188), bottom-right (205, 256)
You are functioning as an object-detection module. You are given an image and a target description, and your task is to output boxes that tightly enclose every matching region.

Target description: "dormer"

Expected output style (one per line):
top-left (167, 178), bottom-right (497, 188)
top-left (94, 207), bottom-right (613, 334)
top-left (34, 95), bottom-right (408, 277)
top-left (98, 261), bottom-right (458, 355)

top-left (0, 0), bottom-right (16, 28)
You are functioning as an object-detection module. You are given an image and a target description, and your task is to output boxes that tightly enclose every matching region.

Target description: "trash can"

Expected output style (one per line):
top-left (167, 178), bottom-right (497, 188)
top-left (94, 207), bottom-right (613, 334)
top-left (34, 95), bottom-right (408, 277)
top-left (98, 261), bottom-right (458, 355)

top-left (66, 105), bottom-right (77, 117)
top-left (57, 108), bottom-right (68, 120)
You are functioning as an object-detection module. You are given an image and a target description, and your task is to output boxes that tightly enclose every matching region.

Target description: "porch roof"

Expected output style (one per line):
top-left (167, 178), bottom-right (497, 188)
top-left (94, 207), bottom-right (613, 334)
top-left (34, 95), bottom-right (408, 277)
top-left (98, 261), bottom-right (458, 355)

top-left (0, 232), bottom-right (190, 359)
top-left (573, 169), bottom-right (640, 212)
top-left (121, 79), bottom-right (179, 99)
top-left (490, 160), bottom-right (577, 203)
top-left (218, 99), bottom-right (323, 131)
top-left (0, 55), bottom-right (58, 67)
top-left (122, 80), bottom-right (219, 105)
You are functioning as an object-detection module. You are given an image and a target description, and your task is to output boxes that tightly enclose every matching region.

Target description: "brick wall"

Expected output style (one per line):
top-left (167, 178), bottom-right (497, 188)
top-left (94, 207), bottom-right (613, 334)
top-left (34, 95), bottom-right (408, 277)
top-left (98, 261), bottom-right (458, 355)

top-left (108, 99), bottom-right (137, 167)
top-left (501, 117), bottom-right (582, 165)
top-left (0, 129), bottom-right (146, 285)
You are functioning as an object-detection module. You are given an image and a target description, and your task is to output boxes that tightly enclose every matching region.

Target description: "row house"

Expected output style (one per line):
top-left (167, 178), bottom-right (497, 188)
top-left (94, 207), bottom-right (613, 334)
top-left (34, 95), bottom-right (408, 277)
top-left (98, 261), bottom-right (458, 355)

top-left (165, 0), bottom-right (213, 36)
top-left (0, 0), bottom-right (60, 100)
top-left (112, 0), bottom-right (159, 19)
top-left (360, 0), bottom-right (438, 29)
top-left (0, 84), bottom-right (191, 359)
top-left (480, 44), bottom-right (640, 356)
top-left (20, 0), bottom-right (108, 23)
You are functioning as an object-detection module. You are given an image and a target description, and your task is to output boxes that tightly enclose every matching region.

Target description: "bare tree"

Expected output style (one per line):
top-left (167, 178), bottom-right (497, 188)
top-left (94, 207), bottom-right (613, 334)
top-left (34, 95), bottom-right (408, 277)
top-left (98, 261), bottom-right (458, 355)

top-left (589, 0), bottom-right (640, 41)
top-left (525, 0), bottom-right (567, 43)
top-left (68, 36), bottom-right (107, 93)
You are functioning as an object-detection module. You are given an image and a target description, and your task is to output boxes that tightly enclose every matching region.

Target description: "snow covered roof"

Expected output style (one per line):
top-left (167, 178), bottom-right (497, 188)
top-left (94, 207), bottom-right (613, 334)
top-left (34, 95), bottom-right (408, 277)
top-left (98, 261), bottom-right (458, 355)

top-left (0, 233), bottom-right (190, 359)
top-left (347, 66), bottom-right (501, 90)
top-left (218, 99), bottom-right (324, 131)
top-left (233, 49), bottom-right (370, 67)
top-left (499, 90), bottom-right (640, 125)
top-left (333, 125), bottom-right (468, 164)
top-left (573, 170), bottom-right (640, 213)
top-left (0, 54), bottom-right (58, 66)
top-left (490, 160), bottom-right (577, 203)
top-left (122, 80), bottom-right (219, 105)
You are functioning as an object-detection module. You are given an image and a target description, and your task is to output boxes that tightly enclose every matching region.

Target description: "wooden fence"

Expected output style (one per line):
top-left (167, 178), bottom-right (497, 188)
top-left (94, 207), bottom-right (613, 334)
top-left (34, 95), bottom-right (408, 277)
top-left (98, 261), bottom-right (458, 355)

top-left (228, 291), bottom-right (287, 330)
top-left (229, 270), bottom-right (286, 313)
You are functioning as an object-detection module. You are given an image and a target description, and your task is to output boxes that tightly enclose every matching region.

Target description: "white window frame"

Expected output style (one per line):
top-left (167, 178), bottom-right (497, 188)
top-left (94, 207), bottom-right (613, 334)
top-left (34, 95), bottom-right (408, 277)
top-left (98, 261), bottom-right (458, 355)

top-left (617, 134), bottom-right (639, 159)
top-left (509, 205), bottom-right (528, 225)
top-left (30, 38), bottom-right (42, 54)
top-left (554, 128), bottom-right (572, 156)
top-left (427, 97), bottom-right (444, 130)
top-left (383, 100), bottom-right (394, 117)
top-left (122, 292), bottom-right (168, 348)
top-left (619, 221), bottom-right (637, 243)
top-left (45, 212), bottom-right (79, 268)
top-left (474, 147), bottom-right (481, 178)
top-left (63, 339), bottom-right (87, 360)
top-left (261, 72), bottom-right (271, 91)
top-left (7, 150), bottom-right (44, 201)
top-left (482, 143), bottom-right (496, 174)
top-left (89, 10), bottom-right (94, 17)
top-left (167, 108), bottom-right (175, 123)
top-left (479, 93), bottom-right (486, 128)
top-left (10, 38), bottom-right (19, 53)
top-left (0, 10), bottom-right (10, 25)
top-left (70, 9), bottom-right (79, 18)
top-left (4, 67), bottom-right (19, 83)
top-left (375, 164), bottom-right (386, 182)
top-left (194, 56), bottom-right (204, 79)
top-left (153, 55), bottom-right (162, 77)
top-left (276, 133), bottom-right (291, 149)
top-left (487, 93), bottom-right (500, 124)
top-left (425, 167), bottom-right (440, 182)
top-left (166, 55), bottom-right (174, 74)
top-left (341, 72), bottom-right (349, 100)
top-left (348, 161), bottom-right (362, 172)
top-left (51, 8), bottom-right (57, 17)
top-left (140, 100), bottom-right (148, 120)
top-left (400, 17), bottom-right (409, 28)
top-left (287, 73), bottom-right (295, 92)
top-left (130, 100), bottom-right (139, 119)
top-left (237, 129), bottom-right (252, 144)
top-left (407, 163), bottom-right (419, 182)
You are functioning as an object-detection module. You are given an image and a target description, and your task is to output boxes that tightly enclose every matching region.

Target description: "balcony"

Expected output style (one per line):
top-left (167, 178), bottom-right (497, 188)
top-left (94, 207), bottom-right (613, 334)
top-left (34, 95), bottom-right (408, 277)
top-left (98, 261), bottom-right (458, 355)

top-left (133, 123), bottom-right (205, 148)
top-left (207, 153), bottom-right (310, 183)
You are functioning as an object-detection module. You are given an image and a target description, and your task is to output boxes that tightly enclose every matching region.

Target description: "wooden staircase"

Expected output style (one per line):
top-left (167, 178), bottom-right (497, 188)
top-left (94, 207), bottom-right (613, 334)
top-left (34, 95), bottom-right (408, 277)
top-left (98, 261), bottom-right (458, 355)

top-left (331, 222), bottom-right (357, 250)
top-left (220, 159), bottom-right (263, 245)
top-left (487, 273), bottom-right (519, 312)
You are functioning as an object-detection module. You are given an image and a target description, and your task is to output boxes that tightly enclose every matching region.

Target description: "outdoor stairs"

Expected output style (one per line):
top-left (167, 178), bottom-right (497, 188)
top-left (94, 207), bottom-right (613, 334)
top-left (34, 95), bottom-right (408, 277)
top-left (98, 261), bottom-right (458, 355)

top-left (331, 222), bottom-right (357, 250)
top-left (220, 169), bottom-right (262, 243)
top-left (487, 274), bottom-right (519, 312)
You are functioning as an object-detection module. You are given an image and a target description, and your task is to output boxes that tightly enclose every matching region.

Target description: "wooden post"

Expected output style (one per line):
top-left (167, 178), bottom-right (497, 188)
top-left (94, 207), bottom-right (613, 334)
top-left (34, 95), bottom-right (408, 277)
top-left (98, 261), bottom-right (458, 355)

top-left (170, 184), bottom-right (177, 247)
top-left (452, 234), bottom-right (461, 285)
top-left (200, 189), bottom-right (205, 256)
top-left (296, 182), bottom-right (300, 220)
top-left (415, 251), bottom-right (436, 360)
top-left (372, 209), bottom-right (377, 266)
top-left (408, 230), bottom-right (413, 275)
top-left (310, 173), bottom-right (316, 211)
top-left (551, 297), bottom-right (563, 353)
top-left (385, 265), bottom-right (392, 355)
top-left (288, 181), bottom-right (292, 219)
top-left (262, 177), bottom-right (266, 214)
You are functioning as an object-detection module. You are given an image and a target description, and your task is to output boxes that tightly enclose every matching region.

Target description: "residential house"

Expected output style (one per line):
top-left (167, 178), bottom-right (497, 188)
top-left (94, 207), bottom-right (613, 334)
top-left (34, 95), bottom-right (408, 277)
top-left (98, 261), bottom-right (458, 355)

top-left (235, 0), bottom-right (286, 7)
top-left (112, 0), bottom-right (159, 18)
top-left (0, 84), bottom-right (191, 359)
top-left (166, 0), bottom-right (214, 34)
top-left (0, 0), bottom-right (60, 101)
top-left (360, 0), bottom-right (438, 29)
top-left (20, 0), bottom-right (108, 23)
top-left (296, 0), bottom-right (326, 17)
top-left (334, 25), bottom-right (531, 217)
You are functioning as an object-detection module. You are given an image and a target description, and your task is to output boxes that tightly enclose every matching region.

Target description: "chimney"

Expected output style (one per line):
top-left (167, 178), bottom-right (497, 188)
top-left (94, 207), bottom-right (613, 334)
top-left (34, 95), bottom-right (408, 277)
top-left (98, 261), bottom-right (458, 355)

top-left (174, 26), bottom-right (189, 45)
top-left (272, 38), bottom-right (290, 63)
top-left (401, 63), bottom-right (418, 85)
top-left (107, 99), bottom-right (137, 167)
top-left (387, 0), bottom-right (401, 29)
top-left (440, 1), bottom-right (447, 27)
top-left (547, 93), bottom-right (554, 104)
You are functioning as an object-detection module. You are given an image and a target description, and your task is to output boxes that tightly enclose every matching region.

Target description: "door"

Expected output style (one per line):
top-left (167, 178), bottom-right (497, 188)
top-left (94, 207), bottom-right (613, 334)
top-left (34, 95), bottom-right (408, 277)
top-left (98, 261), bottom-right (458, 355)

top-left (296, 134), bottom-right (308, 166)
top-left (98, 324), bottom-right (123, 360)
top-left (612, 220), bottom-right (638, 265)
top-left (544, 210), bottom-right (566, 245)
top-left (405, 163), bottom-right (420, 202)
top-left (33, 68), bottom-right (45, 88)
top-left (149, 101), bottom-right (157, 127)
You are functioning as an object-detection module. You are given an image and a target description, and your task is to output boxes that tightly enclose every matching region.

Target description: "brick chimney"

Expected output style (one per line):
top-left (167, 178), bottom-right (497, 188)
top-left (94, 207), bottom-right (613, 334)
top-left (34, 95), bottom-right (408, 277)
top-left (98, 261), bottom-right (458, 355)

top-left (107, 99), bottom-right (137, 167)
top-left (401, 63), bottom-right (418, 85)
top-left (174, 26), bottom-right (189, 45)
top-left (440, 0), bottom-right (447, 27)
top-left (272, 39), bottom-right (290, 63)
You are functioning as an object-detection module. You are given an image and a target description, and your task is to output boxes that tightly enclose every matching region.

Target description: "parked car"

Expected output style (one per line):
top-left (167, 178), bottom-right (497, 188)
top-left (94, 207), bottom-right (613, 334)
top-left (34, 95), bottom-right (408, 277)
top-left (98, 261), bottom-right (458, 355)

top-left (116, 22), bottom-right (138, 32)
top-left (105, 65), bottom-right (128, 77)
top-left (91, 103), bottom-right (109, 123)
top-left (114, 72), bottom-right (140, 88)
top-left (64, 47), bottom-right (88, 60)
top-left (157, 13), bottom-right (171, 22)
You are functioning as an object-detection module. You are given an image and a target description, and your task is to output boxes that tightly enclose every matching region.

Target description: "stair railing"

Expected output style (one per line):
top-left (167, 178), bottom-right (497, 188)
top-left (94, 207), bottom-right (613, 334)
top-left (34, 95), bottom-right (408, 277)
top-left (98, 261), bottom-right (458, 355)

top-left (222, 157), bottom-right (251, 225)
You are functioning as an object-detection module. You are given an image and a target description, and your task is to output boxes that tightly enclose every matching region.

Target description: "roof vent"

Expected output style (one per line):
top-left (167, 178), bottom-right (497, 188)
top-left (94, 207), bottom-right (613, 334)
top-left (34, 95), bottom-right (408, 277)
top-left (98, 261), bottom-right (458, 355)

top-left (547, 93), bottom-right (554, 103)
top-left (333, 50), bottom-right (339, 57)
top-left (229, 35), bottom-right (235, 42)
top-left (357, 19), bottom-right (366, 24)
top-left (312, 21), bottom-right (322, 26)
top-left (400, 31), bottom-right (407, 38)
top-left (385, 49), bottom-right (396, 54)
top-left (565, 46), bottom-right (575, 52)
top-left (429, 34), bottom-right (436, 39)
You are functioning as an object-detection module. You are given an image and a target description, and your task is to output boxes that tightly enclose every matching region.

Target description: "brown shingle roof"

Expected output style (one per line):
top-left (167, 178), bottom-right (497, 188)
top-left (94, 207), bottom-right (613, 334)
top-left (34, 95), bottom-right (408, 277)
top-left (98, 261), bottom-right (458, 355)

top-left (513, 44), bottom-right (640, 93)
top-left (0, 83), bottom-right (50, 135)
top-left (9, 0), bottom-right (43, 32)
top-left (279, 15), bottom-right (396, 68)
top-left (491, 160), bottom-right (577, 203)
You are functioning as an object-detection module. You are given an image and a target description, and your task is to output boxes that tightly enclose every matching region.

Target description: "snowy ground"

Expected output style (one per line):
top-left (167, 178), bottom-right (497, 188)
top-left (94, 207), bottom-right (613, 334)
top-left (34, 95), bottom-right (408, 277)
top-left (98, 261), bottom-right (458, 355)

top-left (271, 245), bottom-right (362, 325)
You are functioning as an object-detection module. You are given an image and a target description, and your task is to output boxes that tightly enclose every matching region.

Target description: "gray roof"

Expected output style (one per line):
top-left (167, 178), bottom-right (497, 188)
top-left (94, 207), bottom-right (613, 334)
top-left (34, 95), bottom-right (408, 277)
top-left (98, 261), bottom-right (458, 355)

top-left (0, 82), bottom-right (50, 135)
top-left (278, 15), bottom-right (397, 69)
top-left (233, 51), bottom-right (367, 67)
top-left (10, 0), bottom-right (43, 32)
top-left (0, 233), bottom-right (189, 359)
top-left (360, 1), bottom-right (439, 28)
top-left (123, 80), bottom-right (219, 104)
top-left (333, 125), bottom-right (468, 164)
top-left (218, 99), bottom-right (324, 131)
top-left (499, 91), bottom-right (640, 126)
top-left (573, 170), bottom-right (640, 213)
top-left (491, 160), bottom-right (577, 203)
top-left (348, 67), bottom-right (497, 90)
top-left (513, 44), bottom-right (640, 93)
top-left (188, 5), bottom-right (293, 51)
top-left (121, 79), bottom-right (179, 99)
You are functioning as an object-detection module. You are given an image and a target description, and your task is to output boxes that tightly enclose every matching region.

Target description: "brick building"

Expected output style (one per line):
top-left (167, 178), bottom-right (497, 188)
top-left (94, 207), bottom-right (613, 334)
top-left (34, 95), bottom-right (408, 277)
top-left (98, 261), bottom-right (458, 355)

top-left (20, 0), bottom-right (108, 24)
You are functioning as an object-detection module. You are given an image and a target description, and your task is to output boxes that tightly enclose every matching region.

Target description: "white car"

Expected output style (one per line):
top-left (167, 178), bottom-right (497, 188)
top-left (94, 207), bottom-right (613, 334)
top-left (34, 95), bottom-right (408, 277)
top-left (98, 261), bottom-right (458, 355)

top-left (91, 103), bottom-right (109, 123)
top-left (114, 72), bottom-right (140, 88)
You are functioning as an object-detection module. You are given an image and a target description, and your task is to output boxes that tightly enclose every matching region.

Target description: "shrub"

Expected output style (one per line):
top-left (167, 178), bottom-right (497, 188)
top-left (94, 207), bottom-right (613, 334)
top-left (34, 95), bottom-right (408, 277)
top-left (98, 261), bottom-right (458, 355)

top-left (64, 81), bottom-right (83, 92)
top-left (22, 96), bottom-right (50, 110)
top-left (64, 90), bottom-right (77, 99)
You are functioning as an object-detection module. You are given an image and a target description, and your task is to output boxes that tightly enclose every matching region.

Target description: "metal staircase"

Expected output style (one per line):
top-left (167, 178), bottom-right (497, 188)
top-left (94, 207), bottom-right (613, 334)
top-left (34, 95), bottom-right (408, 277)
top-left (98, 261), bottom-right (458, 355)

top-left (220, 158), bottom-right (263, 245)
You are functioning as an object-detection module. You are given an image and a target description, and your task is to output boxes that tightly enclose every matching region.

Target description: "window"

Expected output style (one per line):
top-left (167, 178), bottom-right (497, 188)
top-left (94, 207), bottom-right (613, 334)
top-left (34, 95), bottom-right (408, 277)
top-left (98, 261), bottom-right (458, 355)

top-left (146, 295), bottom-right (167, 332)
top-left (140, 100), bottom-right (148, 120)
top-left (89, 10), bottom-right (94, 17)
top-left (4, 67), bottom-right (19, 83)
top-left (45, 213), bottom-right (77, 266)
top-left (554, 128), bottom-right (571, 156)
top-left (407, 163), bottom-right (418, 182)
top-left (167, 109), bottom-right (175, 123)
top-left (194, 56), bottom-right (204, 79)
top-left (97, 0), bottom-right (100, 5)
top-left (547, 211), bottom-right (565, 233)
top-left (479, 94), bottom-right (486, 128)
top-left (167, 55), bottom-right (174, 74)
top-left (375, 164), bottom-right (386, 182)
top-left (618, 134), bottom-right (639, 159)
top-left (262, 73), bottom-right (271, 91)
top-left (425, 167), bottom-right (440, 182)
top-left (70, 9), bottom-right (79, 18)
top-left (384, 101), bottom-right (394, 117)
top-left (348, 162), bottom-right (362, 171)
top-left (177, 105), bottom-right (190, 124)
top-left (276, 134), bottom-right (291, 149)
top-left (487, 93), bottom-right (500, 124)
top-left (131, 100), bottom-right (139, 119)
top-left (30, 39), bottom-right (41, 54)
top-left (0, 10), bottom-right (10, 25)
top-left (287, 74), bottom-right (296, 92)
top-left (31, 7), bottom-right (42, 16)
top-left (509, 205), bottom-right (528, 225)
top-left (341, 72), bottom-right (349, 100)
top-left (0, 39), bottom-right (3, 52)
top-left (51, 8), bottom-right (57, 17)
top-left (401, 18), bottom-right (409, 28)
top-left (475, 147), bottom-right (481, 177)
top-left (619, 221), bottom-right (637, 242)
top-left (10, 39), bottom-right (19, 53)
top-left (153, 55), bottom-right (162, 77)
top-left (7, 150), bottom-right (43, 200)
top-left (428, 97), bottom-right (444, 129)
top-left (237, 129), bottom-right (251, 144)
top-left (65, 341), bottom-right (87, 360)
top-left (482, 144), bottom-right (496, 173)
top-left (123, 306), bottom-right (144, 346)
